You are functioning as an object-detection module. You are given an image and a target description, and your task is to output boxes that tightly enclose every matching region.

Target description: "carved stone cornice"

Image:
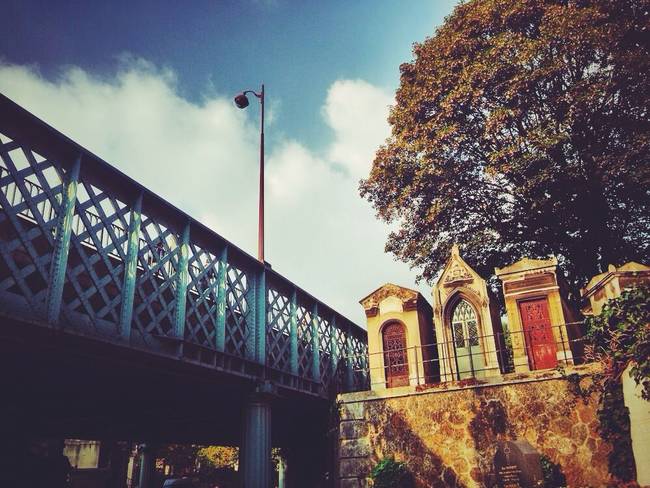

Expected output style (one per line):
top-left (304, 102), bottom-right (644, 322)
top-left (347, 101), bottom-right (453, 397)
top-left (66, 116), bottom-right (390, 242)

top-left (403, 298), bottom-right (418, 311)
top-left (359, 283), bottom-right (419, 310)
top-left (364, 306), bottom-right (379, 318)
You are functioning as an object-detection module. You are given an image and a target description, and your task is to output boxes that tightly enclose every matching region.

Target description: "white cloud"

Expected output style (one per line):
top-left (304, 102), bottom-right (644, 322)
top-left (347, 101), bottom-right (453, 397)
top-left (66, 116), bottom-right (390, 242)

top-left (0, 58), bottom-right (429, 325)
top-left (323, 79), bottom-right (393, 178)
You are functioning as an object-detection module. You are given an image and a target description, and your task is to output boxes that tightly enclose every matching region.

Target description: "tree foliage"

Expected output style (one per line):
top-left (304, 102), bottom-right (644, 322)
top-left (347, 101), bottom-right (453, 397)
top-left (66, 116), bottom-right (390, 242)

top-left (360, 0), bottom-right (650, 299)
top-left (197, 446), bottom-right (238, 470)
top-left (157, 444), bottom-right (199, 475)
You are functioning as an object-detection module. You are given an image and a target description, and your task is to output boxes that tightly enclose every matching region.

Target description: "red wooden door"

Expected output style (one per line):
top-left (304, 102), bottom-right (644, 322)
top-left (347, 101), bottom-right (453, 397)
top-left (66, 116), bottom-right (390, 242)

top-left (383, 323), bottom-right (409, 388)
top-left (519, 298), bottom-right (557, 370)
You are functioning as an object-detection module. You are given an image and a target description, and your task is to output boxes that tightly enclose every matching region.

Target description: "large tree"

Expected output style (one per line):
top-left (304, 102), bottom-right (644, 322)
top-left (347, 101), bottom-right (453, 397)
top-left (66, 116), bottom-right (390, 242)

top-left (361, 0), bottom-right (650, 302)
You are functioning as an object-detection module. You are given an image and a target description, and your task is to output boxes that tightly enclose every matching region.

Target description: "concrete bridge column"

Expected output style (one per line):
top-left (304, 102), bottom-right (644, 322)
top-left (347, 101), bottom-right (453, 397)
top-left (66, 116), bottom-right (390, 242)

top-left (137, 443), bottom-right (156, 488)
top-left (240, 383), bottom-right (274, 488)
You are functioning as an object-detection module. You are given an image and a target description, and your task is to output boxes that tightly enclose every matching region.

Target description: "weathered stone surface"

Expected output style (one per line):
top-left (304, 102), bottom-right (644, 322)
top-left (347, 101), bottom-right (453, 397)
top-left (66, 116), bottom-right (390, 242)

top-left (340, 401), bottom-right (365, 420)
top-left (340, 420), bottom-right (368, 440)
top-left (338, 371), bottom-right (613, 488)
top-left (340, 438), bottom-right (371, 458)
top-left (340, 457), bottom-right (371, 478)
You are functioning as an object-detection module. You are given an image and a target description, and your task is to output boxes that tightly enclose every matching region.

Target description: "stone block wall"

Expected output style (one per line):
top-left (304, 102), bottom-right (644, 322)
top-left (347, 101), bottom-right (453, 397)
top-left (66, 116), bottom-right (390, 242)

top-left (337, 367), bottom-right (613, 487)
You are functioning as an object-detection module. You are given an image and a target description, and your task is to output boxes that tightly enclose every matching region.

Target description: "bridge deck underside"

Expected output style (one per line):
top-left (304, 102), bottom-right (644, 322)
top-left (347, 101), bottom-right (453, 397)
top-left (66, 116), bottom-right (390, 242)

top-left (0, 316), bottom-right (329, 447)
top-left (0, 94), bottom-right (367, 458)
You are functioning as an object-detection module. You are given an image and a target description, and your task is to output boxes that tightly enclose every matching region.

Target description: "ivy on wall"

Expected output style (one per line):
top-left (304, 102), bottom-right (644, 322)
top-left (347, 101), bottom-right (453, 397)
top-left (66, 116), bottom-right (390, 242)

top-left (586, 285), bottom-right (650, 400)
top-left (584, 284), bottom-right (650, 484)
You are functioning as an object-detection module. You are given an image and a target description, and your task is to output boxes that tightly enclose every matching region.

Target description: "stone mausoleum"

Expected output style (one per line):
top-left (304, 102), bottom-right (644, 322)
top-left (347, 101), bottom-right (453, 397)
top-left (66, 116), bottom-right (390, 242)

top-left (360, 284), bottom-right (437, 389)
top-left (338, 252), bottom-right (650, 487)
top-left (360, 248), bottom-right (583, 389)
top-left (495, 256), bottom-right (578, 373)
top-left (432, 245), bottom-right (504, 382)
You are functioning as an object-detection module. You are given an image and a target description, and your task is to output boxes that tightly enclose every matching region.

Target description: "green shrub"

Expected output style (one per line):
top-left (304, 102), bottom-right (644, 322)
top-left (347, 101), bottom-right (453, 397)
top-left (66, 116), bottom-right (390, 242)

top-left (370, 457), bottom-right (413, 488)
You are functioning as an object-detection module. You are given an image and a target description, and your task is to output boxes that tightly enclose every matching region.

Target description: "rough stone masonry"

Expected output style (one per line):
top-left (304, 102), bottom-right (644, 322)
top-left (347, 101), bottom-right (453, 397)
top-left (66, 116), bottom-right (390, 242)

top-left (337, 365), bottom-right (613, 488)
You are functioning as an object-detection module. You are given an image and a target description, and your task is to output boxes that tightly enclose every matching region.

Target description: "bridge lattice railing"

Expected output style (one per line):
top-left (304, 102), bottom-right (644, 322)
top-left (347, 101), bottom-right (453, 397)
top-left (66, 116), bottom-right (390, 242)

top-left (0, 94), bottom-right (368, 396)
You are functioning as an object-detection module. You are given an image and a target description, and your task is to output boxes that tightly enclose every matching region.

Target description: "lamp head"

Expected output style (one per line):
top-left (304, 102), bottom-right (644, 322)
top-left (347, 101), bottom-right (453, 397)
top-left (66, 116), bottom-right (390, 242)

top-left (234, 93), bottom-right (249, 109)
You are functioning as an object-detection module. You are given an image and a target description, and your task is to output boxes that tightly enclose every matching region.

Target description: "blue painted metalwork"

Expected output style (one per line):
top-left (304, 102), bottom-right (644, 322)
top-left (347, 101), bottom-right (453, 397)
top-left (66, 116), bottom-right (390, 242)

top-left (289, 289), bottom-right (298, 375)
top-left (241, 382), bottom-right (274, 488)
top-left (184, 240), bottom-right (220, 350)
top-left (0, 93), bottom-right (368, 398)
top-left (174, 222), bottom-right (190, 339)
top-left (311, 303), bottom-right (320, 382)
top-left (316, 312), bottom-right (332, 385)
top-left (255, 267), bottom-right (266, 364)
top-left (346, 330), bottom-right (355, 391)
top-left (119, 193), bottom-right (142, 340)
top-left (240, 266), bottom-right (256, 362)
top-left (46, 155), bottom-right (80, 324)
top-left (330, 315), bottom-right (339, 381)
top-left (215, 246), bottom-right (228, 351)
top-left (296, 303), bottom-right (313, 379)
top-left (266, 284), bottom-right (291, 372)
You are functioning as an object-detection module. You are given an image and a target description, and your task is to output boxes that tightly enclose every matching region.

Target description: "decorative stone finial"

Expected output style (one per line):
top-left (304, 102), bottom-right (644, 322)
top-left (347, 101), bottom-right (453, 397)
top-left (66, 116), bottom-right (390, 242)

top-left (608, 264), bottom-right (616, 272)
top-left (451, 243), bottom-right (460, 257)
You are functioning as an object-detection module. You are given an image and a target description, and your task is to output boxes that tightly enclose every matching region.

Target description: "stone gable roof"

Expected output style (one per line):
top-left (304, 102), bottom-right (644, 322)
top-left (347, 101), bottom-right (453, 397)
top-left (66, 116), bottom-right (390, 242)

top-left (359, 283), bottom-right (420, 309)
top-left (495, 256), bottom-right (558, 276)
top-left (434, 244), bottom-right (485, 290)
top-left (581, 261), bottom-right (650, 297)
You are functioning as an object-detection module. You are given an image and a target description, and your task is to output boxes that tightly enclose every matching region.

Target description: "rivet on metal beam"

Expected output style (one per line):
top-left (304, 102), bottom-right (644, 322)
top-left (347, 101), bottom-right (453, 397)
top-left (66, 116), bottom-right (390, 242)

top-left (46, 154), bottom-right (81, 325)
top-left (173, 222), bottom-right (191, 342)
top-left (215, 245), bottom-right (228, 352)
top-left (311, 303), bottom-right (321, 383)
top-left (118, 192), bottom-right (143, 341)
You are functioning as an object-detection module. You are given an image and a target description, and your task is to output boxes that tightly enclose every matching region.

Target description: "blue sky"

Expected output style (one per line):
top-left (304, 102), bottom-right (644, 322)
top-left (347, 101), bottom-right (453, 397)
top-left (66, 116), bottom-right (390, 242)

top-left (0, 0), bottom-right (458, 323)
top-left (2, 0), bottom-right (456, 151)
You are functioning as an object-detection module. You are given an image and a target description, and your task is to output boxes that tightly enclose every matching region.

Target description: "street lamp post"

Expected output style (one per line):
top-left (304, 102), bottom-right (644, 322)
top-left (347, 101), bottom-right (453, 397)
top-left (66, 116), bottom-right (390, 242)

top-left (234, 84), bottom-right (265, 263)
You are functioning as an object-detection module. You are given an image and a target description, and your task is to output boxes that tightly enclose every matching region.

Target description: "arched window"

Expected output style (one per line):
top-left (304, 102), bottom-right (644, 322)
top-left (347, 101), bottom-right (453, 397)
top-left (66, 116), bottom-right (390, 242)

top-left (450, 299), bottom-right (484, 378)
top-left (382, 322), bottom-right (409, 388)
top-left (451, 300), bottom-right (479, 348)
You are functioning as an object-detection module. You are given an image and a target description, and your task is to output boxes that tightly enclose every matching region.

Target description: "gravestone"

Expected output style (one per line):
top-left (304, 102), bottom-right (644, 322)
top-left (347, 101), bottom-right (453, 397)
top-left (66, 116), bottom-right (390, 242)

top-left (493, 439), bottom-right (543, 488)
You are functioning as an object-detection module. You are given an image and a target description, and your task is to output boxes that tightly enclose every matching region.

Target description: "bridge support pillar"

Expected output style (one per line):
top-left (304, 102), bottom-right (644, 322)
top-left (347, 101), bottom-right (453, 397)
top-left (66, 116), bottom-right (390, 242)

top-left (137, 443), bottom-right (156, 488)
top-left (240, 382), bottom-right (274, 488)
top-left (278, 456), bottom-right (286, 488)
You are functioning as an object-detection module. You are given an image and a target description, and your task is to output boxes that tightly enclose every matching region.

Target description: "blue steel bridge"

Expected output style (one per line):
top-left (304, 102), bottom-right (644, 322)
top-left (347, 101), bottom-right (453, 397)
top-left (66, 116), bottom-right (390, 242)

top-left (0, 93), bottom-right (368, 487)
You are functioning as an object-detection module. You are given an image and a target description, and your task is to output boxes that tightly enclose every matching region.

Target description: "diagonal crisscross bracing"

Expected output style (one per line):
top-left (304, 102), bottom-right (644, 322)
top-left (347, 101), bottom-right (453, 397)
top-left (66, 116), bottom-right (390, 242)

top-left (60, 181), bottom-right (130, 332)
top-left (296, 305), bottom-right (313, 378)
top-left (131, 213), bottom-right (179, 339)
top-left (266, 288), bottom-right (292, 372)
top-left (0, 133), bottom-right (63, 318)
top-left (0, 99), bottom-right (370, 397)
top-left (317, 315), bottom-right (333, 386)
top-left (225, 264), bottom-right (250, 358)
top-left (184, 243), bottom-right (219, 349)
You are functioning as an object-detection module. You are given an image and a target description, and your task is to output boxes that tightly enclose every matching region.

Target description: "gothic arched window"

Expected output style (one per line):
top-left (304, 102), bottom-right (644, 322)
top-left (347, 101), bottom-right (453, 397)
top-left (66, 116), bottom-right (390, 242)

top-left (450, 299), bottom-right (485, 378)
top-left (451, 300), bottom-right (479, 348)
